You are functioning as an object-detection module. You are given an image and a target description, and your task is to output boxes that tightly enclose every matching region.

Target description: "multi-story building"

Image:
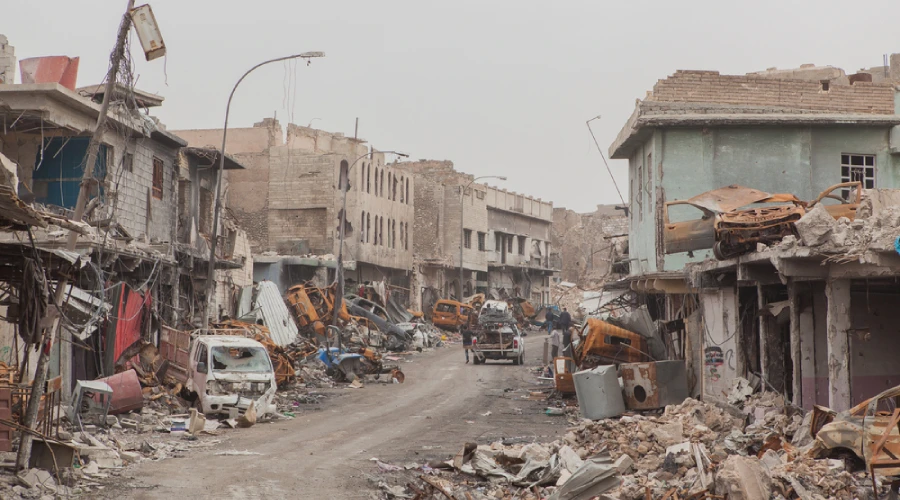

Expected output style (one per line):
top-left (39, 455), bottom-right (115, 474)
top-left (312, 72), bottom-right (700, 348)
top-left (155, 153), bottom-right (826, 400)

top-left (608, 60), bottom-right (900, 412)
top-left (173, 120), bottom-right (415, 300)
top-left (0, 44), bottom-right (251, 392)
top-left (396, 160), bottom-right (555, 312)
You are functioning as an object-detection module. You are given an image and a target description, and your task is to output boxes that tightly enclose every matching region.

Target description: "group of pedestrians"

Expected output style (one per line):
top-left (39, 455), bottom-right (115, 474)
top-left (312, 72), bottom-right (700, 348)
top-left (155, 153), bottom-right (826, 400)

top-left (548, 307), bottom-right (573, 359)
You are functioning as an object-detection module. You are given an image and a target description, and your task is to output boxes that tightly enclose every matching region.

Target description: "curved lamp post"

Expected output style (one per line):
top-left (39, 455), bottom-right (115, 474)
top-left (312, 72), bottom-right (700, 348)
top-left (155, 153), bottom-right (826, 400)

top-left (204, 51), bottom-right (325, 331)
top-left (458, 175), bottom-right (506, 301)
top-left (331, 150), bottom-right (409, 352)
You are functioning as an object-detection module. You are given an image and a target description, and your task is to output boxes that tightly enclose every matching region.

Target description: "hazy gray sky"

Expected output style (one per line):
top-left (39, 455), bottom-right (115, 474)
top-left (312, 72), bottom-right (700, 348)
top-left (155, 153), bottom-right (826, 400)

top-left (7, 1), bottom-right (900, 212)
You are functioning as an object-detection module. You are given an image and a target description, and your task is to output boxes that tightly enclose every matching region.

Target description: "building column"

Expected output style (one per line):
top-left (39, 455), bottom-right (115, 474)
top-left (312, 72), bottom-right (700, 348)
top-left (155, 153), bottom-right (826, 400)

top-left (787, 280), bottom-right (802, 407)
top-left (825, 278), bottom-right (851, 412)
top-left (756, 284), bottom-right (768, 387)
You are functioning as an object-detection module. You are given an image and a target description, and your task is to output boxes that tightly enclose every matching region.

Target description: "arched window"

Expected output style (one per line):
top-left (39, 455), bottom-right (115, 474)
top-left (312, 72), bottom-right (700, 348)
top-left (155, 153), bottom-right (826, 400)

top-left (380, 216), bottom-right (384, 246)
top-left (388, 172), bottom-right (392, 200)
top-left (366, 213), bottom-right (371, 243)
top-left (360, 211), bottom-right (366, 242)
top-left (406, 178), bottom-right (410, 205)
top-left (339, 160), bottom-right (350, 192)
top-left (405, 222), bottom-right (409, 250)
top-left (380, 169), bottom-right (385, 197)
top-left (399, 176), bottom-right (404, 203)
top-left (399, 222), bottom-right (404, 250)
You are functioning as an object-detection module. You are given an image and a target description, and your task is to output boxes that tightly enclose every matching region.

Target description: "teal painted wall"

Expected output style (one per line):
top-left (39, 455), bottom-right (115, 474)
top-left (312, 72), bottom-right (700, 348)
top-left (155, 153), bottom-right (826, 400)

top-left (627, 125), bottom-right (897, 274)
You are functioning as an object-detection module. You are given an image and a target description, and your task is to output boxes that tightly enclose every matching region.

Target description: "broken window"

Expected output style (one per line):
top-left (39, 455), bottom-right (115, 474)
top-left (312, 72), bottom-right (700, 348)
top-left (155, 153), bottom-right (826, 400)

top-left (361, 211), bottom-right (366, 242)
top-left (507, 235), bottom-right (513, 253)
top-left (464, 229), bottom-right (472, 249)
top-left (152, 156), bottom-right (164, 199)
top-left (399, 221), bottom-right (404, 249)
top-left (124, 152), bottom-right (134, 173)
top-left (841, 153), bottom-right (875, 196)
top-left (476, 190), bottom-right (485, 200)
top-left (393, 175), bottom-right (398, 201)
top-left (210, 346), bottom-right (272, 372)
top-left (406, 178), bottom-right (410, 205)
top-left (366, 213), bottom-right (371, 243)
top-left (517, 235), bottom-right (526, 255)
top-left (367, 164), bottom-right (371, 193)
top-left (199, 188), bottom-right (213, 234)
top-left (477, 232), bottom-right (486, 251)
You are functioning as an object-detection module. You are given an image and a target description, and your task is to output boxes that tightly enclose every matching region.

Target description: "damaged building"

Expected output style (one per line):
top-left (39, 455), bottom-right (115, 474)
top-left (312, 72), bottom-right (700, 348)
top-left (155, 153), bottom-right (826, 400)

top-left (173, 120), bottom-right (414, 303)
top-left (0, 45), bottom-right (252, 396)
top-left (550, 204), bottom-right (629, 288)
top-left (395, 160), bottom-right (555, 313)
top-left (606, 58), bottom-right (900, 412)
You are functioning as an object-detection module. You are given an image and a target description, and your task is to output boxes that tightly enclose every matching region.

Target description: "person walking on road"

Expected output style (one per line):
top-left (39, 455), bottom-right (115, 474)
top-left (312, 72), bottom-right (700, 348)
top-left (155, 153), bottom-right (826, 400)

top-left (550, 327), bottom-right (561, 359)
top-left (461, 318), bottom-right (475, 364)
top-left (545, 309), bottom-right (557, 334)
top-left (557, 307), bottom-right (572, 332)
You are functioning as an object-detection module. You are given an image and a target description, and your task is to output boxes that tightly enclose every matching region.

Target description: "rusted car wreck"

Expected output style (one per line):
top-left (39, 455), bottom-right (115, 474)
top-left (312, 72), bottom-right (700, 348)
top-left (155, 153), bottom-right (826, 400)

top-left (664, 182), bottom-right (861, 260)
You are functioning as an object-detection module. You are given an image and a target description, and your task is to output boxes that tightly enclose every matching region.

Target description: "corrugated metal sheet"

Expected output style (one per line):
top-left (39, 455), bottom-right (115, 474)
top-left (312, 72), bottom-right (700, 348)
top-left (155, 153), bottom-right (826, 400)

top-left (253, 281), bottom-right (298, 346)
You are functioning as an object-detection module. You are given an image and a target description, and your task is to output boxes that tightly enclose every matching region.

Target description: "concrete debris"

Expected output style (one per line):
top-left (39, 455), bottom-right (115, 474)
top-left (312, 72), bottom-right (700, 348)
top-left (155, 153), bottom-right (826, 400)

top-left (387, 396), bottom-right (875, 499)
top-left (794, 204), bottom-right (835, 247)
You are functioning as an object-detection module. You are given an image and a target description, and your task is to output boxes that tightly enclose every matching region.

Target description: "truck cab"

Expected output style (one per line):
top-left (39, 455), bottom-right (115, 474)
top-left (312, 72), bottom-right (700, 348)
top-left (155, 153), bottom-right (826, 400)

top-left (186, 336), bottom-right (277, 417)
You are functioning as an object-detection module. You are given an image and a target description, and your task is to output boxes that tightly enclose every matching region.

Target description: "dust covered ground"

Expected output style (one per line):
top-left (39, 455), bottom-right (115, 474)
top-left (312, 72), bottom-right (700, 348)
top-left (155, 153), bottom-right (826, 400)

top-left (98, 333), bottom-right (566, 499)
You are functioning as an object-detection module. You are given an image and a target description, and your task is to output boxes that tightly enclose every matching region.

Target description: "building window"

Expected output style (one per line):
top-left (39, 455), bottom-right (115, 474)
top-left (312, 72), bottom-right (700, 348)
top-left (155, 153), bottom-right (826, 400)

top-left (367, 165), bottom-right (371, 193)
top-left (152, 157), bottom-right (164, 199)
top-left (388, 172), bottom-right (392, 200)
top-left (366, 213), bottom-right (371, 243)
top-left (464, 229), bottom-right (472, 249)
top-left (399, 176), bottom-right (405, 203)
top-left (405, 222), bottom-right (409, 250)
top-left (392, 219), bottom-right (397, 248)
top-left (380, 169), bottom-right (385, 197)
top-left (477, 232), bottom-right (486, 251)
top-left (476, 190), bottom-right (484, 200)
top-left (361, 211), bottom-right (366, 242)
top-left (124, 152), bottom-right (134, 173)
top-left (392, 175), bottom-right (398, 201)
top-left (841, 153), bottom-right (875, 197)
top-left (507, 235), bottom-right (513, 253)
top-left (517, 235), bottom-right (526, 255)
top-left (379, 216), bottom-right (384, 246)
top-left (406, 178), bottom-right (410, 205)
top-left (495, 233), bottom-right (502, 252)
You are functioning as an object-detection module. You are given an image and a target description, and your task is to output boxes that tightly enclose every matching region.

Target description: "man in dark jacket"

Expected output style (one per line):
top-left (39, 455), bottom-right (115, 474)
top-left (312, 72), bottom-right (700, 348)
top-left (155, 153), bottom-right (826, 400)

top-left (557, 308), bottom-right (572, 332)
top-left (461, 318), bottom-right (475, 363)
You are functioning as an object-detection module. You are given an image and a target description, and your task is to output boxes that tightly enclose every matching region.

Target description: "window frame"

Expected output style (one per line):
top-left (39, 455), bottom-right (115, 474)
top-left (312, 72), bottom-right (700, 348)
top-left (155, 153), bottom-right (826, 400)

top-left (152, 156), bottom-right (164, 199)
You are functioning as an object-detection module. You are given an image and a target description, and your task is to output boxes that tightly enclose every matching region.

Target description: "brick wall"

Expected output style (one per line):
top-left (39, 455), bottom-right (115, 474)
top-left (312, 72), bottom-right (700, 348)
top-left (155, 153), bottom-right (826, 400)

top-left (551, 206), bottom-right (628, 286)
top-left (651, 70), bottom-right (894, 114)
top-left (269, 208), bottom-right (328, 254)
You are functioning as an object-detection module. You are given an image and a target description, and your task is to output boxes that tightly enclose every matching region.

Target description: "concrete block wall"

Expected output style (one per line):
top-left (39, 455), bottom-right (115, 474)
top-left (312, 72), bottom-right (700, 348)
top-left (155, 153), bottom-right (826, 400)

top-left (650, 70), bottom-right (895, 114)
top-left (114, 135), bottom-right (178, 243)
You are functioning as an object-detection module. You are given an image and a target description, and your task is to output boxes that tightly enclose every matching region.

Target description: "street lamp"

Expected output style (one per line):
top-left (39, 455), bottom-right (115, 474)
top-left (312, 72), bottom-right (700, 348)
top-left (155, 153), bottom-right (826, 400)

top-left (459, 175), bottom-right (506, 301)
top-left (331, 150), bottom-right (409, 352)
top-left (204, 51), bottom-right (325, 331)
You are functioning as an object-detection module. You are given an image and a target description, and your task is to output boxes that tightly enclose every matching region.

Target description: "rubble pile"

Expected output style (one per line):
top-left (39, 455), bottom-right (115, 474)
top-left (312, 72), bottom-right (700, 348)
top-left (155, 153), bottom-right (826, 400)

top-left (382, 395), bottom-right (873, 500)
top-left (777, 190), bottom-right (900, 259)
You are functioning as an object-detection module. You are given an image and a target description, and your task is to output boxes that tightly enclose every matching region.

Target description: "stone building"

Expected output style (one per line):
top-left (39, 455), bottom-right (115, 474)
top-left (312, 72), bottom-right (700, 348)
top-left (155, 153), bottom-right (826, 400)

top-left (607, 60), bottom-right (900, 412)
top-left (550, 204), bottom-right (629, 288)
top-left (173, 120), bottom-right (415, 300)
top-left (396, 160), bottom-right (555, 312)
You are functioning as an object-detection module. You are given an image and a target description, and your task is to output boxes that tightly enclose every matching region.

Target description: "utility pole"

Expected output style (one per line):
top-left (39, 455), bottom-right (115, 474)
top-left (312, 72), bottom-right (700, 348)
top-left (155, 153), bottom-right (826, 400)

top-left (16, 0), bottom-right (136, 471)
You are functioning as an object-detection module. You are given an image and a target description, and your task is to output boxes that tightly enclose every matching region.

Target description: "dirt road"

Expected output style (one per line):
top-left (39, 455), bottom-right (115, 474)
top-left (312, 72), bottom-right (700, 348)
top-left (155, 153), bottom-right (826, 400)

top-left (103, 336), bottom-right (566, 499)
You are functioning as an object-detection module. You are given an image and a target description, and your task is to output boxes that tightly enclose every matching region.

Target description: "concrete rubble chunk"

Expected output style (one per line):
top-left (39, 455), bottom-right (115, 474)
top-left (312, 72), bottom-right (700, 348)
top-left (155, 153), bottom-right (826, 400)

top-left (715, 455), bottom-right (772, 500)
top-left (794, 204), bottom-right (835, 247)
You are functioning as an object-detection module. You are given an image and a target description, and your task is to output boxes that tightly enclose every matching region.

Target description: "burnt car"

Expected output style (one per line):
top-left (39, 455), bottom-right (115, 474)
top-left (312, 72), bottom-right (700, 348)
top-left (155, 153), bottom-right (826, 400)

top-left (344, 295), bottom-right (411, 351)
top-left (663, 182), bottom-right (861, 260)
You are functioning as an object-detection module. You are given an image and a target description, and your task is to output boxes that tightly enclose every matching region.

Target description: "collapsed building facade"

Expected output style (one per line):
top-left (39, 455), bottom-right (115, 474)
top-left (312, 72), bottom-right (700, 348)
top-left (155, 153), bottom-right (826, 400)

top-left (0, 45), bottom-right (252, 397)
top-left (607, 58), bottom-right (900, 412)
top-left (173, 120), bottom-right (415, 304)
top-left (395, 160), bottom-right (555, 313)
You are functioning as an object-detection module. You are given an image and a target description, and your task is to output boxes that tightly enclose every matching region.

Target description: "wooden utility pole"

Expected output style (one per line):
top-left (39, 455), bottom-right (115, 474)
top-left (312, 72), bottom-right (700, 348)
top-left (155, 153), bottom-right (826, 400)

top-left (16, 0), bottom-right (136, 471)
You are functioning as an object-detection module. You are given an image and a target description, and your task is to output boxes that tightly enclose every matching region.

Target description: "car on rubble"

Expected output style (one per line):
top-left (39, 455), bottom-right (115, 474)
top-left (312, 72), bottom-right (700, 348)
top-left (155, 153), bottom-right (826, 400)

top-left (663, 182), bottom-right (862, 260)
top-left (431, 300), bottom-right (474, 330)
top-left (185, 336), bottom-right (277, 417)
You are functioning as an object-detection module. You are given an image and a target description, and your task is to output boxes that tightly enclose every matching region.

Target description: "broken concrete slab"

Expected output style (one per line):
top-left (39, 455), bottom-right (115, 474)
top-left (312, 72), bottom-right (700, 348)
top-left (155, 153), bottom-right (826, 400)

top-left (794, 205), bottom-right (835, 247)
top-left (715, 455), bottom-right (771, 500)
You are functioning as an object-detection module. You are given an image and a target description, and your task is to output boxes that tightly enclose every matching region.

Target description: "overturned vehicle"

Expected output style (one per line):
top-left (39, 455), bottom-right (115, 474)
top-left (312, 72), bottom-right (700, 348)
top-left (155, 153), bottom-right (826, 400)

top-left (663, 182), bottom-right (861, 260)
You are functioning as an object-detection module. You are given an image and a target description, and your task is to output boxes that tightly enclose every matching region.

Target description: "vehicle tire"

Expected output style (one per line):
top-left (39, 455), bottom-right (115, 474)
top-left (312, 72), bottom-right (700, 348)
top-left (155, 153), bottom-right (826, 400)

top-left (518, 354), bottom-right (524, 366)
top-left (473, 356), bottom-right (482, 365)
top-left (512, 354), bottom-right (520, 365)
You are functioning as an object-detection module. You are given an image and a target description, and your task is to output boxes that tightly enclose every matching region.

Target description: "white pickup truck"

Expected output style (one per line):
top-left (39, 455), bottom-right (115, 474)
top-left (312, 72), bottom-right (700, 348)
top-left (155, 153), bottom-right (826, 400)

top-left (472, 324), bottom-right (525, 365)
top-left (184, 336), bottom-right (277, 417)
